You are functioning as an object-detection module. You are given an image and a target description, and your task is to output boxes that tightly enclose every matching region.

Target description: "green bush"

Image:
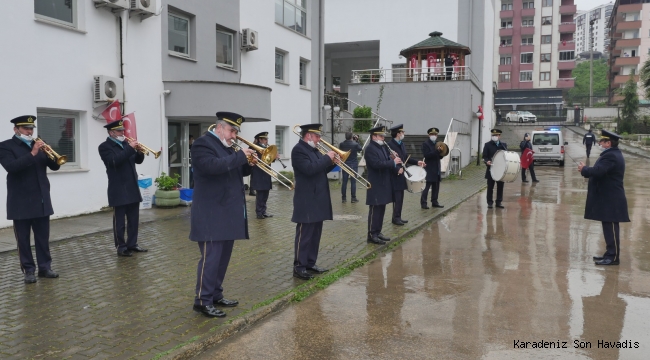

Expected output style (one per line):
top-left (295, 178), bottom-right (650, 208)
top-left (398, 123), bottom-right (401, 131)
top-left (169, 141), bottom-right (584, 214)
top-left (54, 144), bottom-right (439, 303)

top-left (596, 123), bottom-right (604, 129)
top-left (279, 171), bottom-right (294, 180)
top-left (353, 106), bottom-right (373, 133)
top-left (155, 172), bottom-right (181, 191)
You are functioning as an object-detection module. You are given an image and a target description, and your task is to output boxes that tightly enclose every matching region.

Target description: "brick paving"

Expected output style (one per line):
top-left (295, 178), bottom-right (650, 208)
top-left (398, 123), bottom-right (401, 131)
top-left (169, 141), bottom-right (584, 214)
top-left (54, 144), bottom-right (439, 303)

top-left (0, 163), bottom-right (486, 360)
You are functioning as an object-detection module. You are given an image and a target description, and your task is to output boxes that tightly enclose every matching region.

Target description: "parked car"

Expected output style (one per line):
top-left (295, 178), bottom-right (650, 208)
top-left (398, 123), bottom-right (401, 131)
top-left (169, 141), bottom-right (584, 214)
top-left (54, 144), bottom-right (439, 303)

top-left (531, 128), bottom-right (568, 166)
top-left (506, 111), bottom-right (537, 123)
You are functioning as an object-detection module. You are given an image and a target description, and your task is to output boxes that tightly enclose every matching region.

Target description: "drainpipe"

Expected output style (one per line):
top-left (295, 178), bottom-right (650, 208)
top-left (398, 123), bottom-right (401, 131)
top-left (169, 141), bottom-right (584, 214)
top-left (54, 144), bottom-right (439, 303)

top-left (319, 0), bottom-right (325, 124)
top-left (160, 90), bottom-right (171, 174)
top-left (119, 11), bottom-right (128, 115)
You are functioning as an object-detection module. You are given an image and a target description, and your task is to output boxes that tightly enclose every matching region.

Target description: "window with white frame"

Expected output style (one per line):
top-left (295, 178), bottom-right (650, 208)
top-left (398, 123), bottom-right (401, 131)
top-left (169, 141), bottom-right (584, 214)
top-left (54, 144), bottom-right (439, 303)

top-left (499, 72), bottom-right (511, 82)
top-left (542, 16), bottom-right (552, 25)
top-left (520, 71), bottom-right (533, 82)
top-left (522, 19), bottom-right (534, 26)
top-left (275, 50), bottom-right (288, 82)
top-left (501, 3), bottom-right (513, 11)
top-left (501, 20), bottom-right (513, 28)
top-left (540, 72), bottom-right (551, 81)
top-left (299, 59), bottom-right (310, 87)
top-left (542, 0), bottom-right (553, 7)
top-left (559, 51), bottom-right (575, 61)
top-left (275, 126), bottom-right (286, 156)
top-left (520, 53), bottom-right (533, 63)
top-left (541, 53), bottom-right (551, 62)
top-left (541, 35), bottom-right (552, 44)
top-left (522, 37), bottom-right (533, 45)
top-left (36, 110), bottom-right (80, 167)
top-left (500, 56), bottom-right (512, 65)
top-left (275, 0), bottom-right (307, 35)
top-left (34, 0), bottom-right (77, 28)
top-left (216, 29), bottom-right (234, 67)
top-left (523, 1), bottom-right (534, 9)
top-left (169, 13), bottom-right (190, 56)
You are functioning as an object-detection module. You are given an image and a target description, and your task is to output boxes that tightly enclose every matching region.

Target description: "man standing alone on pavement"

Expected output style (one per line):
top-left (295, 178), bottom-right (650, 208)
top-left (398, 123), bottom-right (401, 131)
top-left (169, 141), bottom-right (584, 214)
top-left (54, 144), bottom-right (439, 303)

top-left (578, 129), bottom-right (629, 266)
top-left (583, 128), bottom-right (596, 158)
top-left (338, 132), bottom-right (363, 203)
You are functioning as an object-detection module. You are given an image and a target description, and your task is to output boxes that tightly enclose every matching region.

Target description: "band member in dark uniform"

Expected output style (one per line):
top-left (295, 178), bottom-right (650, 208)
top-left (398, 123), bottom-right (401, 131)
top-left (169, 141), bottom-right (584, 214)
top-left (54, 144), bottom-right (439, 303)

top-left (291, 124), bottom-right (337, 280)
top-left (338, 132), bottom-right (363, 203)
top-left (98, 119), bottom-right (148, 257)
top-left (583, 128), bottom-right (596, 158)
top-left (365, 125), bottom-right (400, 245)
top-left (191, 112), bottom-right (256, 317)
top-left (482, 129), bottom-right (508, 209)
top-left (388, 124), bottom-right (423, 225)
top-left (0, 115), bottom-right (60, 283)
top-left (519, 132), bottom-right (538, 183)
top-left (250, 132), bottom-right (278, 219)
top-left (421, 128), bottom-right (444, 209)
top-left (578, 130), bottom-right (629, 266)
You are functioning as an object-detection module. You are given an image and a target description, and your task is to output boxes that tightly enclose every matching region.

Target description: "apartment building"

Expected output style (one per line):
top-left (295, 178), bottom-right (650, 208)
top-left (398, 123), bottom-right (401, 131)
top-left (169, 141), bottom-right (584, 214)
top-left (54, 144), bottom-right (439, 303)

top-left (607, 0), bottom-right (650, 103)
top-left (575, 3), bottom-right (614, 56)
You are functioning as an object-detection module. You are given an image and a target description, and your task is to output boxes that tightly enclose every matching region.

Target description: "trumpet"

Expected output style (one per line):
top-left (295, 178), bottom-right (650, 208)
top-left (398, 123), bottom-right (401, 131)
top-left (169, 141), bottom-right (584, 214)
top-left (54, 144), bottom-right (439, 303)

top-left (232, 137), bottom-right (295, 191)
top-left (125, 137), bottom-right (161, 159)
top-left (292, 125), bottom-right (371, 189)
top-left (34, 138), bottom-right (67, 165)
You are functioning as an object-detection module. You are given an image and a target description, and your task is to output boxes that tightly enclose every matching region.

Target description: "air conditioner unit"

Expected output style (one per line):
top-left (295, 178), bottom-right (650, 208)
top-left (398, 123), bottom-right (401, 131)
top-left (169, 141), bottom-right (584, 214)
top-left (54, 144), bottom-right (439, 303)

top-left (130, 0), bottom-right (156, 19)
top-left (93, 0), bottom-right (129, 10)
top-left (242, 28), bottom-right (259, 51)
top-left (93, 75), bottom-right (124, 103)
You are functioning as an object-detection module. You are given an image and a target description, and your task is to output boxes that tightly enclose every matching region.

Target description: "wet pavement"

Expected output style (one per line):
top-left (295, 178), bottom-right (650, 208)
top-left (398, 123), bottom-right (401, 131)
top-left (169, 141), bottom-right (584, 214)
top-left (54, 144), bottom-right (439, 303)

top-left (0, 151), bottom-right (487, 359)
top-left (196, 130), bottom-right (650, 360)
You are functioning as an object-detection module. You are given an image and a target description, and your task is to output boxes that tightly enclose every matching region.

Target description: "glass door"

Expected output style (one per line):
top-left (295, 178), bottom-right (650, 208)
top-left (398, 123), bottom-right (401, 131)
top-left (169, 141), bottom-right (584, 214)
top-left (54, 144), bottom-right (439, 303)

top-left (168, 122), bottom-right (207, 189)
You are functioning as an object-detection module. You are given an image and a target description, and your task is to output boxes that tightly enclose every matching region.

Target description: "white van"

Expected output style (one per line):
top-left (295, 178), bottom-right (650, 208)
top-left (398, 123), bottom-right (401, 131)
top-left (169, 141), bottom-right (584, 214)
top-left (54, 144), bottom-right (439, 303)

top-left (531, 128), bottom-right (568, 166)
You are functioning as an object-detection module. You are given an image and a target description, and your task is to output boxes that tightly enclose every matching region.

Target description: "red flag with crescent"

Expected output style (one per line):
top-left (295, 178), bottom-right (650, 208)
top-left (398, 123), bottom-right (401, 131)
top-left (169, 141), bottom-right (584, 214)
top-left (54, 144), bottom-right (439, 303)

top-left (122, 112), bottom-right (137, 139)
top-left (101, 100), bottom-right (122, 122)
top-left (521, 148), bottom-right (534, 169)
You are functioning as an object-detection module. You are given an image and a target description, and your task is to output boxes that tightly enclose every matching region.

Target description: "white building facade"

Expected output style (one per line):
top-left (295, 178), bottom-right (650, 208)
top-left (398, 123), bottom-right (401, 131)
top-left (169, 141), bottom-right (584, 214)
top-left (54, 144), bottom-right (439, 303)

top-left (575, 2), bottom-right (614, 56)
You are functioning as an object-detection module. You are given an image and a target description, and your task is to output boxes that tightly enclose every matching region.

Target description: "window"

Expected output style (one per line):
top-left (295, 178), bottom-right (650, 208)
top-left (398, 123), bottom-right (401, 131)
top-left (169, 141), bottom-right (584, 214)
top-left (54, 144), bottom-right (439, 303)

top-left (520, 53), bottom-right (533, 63)
top-left (523, 2), bottom-right (534, 9)
top-left (501, 38), bottom-right (512, 45)
top-left (34, 0), bottom-right (76, 28)
top-left (501, 20), bottom-right (513, 28)
top-left (299, 59), bottom-right (309, 87)
top-left (275, 0), bottom-right (307, 35)
top-left (499, 72), bottom-right (511, 82)
top-left (522, 37), bottom-right (533, 45)
top-left (559, 51), bottom-right (575, 61)
top-left (275, 126), bottom-right (286, 156)
top-left (520, 71), bottom-right (533, 82)
top-left (542, 0), bottom-right (553, 7)
top-left (168, 13), bottom-right (190, 56)
top-left (522, 19), bottom-right (534, 26)
top-left (36, 111), bottom-right (79, 167)
top-left (541, 53), bottom-right (551, 62)
top-left (540, 72), bottom-right (551, 81)
top-left (542, 16), bottom-right (552, 25)
top-left (500, 56), bottom-right (512, 65)
top-left (501, 3), bottom-right (513, 11)
top-left (216, 30), bottom-right (234, 67)
top-left (275, 51), bottom-right (286, 81)
top-left (541, 35), bottom-right (552, 44)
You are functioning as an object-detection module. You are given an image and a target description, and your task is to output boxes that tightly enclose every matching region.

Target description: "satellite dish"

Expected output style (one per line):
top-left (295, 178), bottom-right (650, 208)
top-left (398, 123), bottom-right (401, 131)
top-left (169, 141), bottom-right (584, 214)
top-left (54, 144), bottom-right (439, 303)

top-left (105, 81), bottom-right (117, 99)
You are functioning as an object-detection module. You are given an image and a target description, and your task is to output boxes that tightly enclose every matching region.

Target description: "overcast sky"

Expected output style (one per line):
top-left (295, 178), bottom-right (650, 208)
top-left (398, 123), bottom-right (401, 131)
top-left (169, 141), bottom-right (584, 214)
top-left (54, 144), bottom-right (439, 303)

top-left (574, 0), bottom-right (614, 12)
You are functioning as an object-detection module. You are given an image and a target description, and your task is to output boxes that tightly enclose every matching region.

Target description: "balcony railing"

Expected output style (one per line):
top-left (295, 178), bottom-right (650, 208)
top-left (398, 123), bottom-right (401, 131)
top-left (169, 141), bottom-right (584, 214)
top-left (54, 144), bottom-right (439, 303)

top-left (559, 4), bottom-right (577, 15)
top-left (558, 40), bottom-right (575, 51)
top-left (351, 66), bottom-right (481, 87)
top-left (559, 22), bottom-right (576, 33)
top-left (557, 78), bottom-right (575, 89)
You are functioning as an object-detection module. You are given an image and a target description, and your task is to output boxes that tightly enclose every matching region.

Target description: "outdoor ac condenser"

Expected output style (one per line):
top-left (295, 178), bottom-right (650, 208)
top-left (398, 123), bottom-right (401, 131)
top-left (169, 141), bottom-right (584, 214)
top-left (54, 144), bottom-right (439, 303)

top-left (242, 28), bottom-right (259, 51)
top-left (93, 0), bottom-right (130, 10)
top-left (130, 0), bottom-right (156, 19)
top-left (93, 75), bottom-right (124, 103)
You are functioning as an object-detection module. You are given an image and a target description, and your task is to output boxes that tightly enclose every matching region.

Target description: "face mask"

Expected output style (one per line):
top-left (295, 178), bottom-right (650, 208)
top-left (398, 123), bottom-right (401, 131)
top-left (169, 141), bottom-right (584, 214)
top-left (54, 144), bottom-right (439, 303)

top-left (116, 135), bottom-right (126, 142)
top-left (221, 138), bottom-right (232, 148)
top-left (430, 135), bottom-right (437, 141)
top-left (307, 140), bottom-right (316, 148)
top-left (19, 133), bottom-right (33, 142)
top-left (491, 136), bottom-right (499, 142)
top-left (397, 133), bottom-right (404, 141)
top-left (375, 140), bottom-right (384, 146)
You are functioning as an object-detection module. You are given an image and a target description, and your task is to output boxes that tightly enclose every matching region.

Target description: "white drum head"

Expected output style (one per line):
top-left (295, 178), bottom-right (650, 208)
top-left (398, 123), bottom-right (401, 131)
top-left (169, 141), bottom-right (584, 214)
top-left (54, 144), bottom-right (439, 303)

top-left (490, 151), bottom-right (507, 181)
top-left (405, 166), bottom-right (426, 182)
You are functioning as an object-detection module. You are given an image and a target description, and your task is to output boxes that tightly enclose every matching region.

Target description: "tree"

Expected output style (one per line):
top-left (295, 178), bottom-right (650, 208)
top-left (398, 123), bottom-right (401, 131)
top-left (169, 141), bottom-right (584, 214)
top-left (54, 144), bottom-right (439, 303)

top-left (566, 59), bottom-right (609, 104)
top-left (639, 57), bottom-right (650, 99)
top-left (619, 69), bottom-right (638, 134)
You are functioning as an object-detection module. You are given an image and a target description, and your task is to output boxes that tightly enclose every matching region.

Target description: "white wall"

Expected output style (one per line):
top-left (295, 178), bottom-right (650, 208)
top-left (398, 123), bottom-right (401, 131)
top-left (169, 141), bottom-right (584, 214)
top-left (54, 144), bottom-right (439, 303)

top-left (0, 2), bottom-right (162, 228)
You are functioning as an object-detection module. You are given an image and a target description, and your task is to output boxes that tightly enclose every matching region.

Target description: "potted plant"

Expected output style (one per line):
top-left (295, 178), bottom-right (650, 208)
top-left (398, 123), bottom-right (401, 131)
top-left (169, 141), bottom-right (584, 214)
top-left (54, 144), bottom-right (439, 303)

top-left (154, 172), bottom-right (181, 207)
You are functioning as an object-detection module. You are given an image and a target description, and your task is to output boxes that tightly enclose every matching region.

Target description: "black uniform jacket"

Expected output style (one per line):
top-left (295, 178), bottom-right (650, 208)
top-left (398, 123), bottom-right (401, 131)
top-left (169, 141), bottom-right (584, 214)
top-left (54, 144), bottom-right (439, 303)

top-left (387, 138), bottom-right (418, 191)
top-left (190, 133), bottom-right (252, 241)
top-left (0, 136), bottom-right (60, 220)
top-left (249, 145), bottom-right (272, 191)
top-left (338, 140), bottom-right (363, 166)
top-left (365, 141), bottom-right (396, 206)
top-left (422, 139), bottom-right (444, 183)
top-left (482, 140), bottom-right (508, 180)
top-left (98, 138), bottom-right (145, 207)
top-left (581, 148), bottom-right (630, 223)
top-left (583, 133), bottom-right (596, 146)
top-left (291, 140), bottom-right (335, 223)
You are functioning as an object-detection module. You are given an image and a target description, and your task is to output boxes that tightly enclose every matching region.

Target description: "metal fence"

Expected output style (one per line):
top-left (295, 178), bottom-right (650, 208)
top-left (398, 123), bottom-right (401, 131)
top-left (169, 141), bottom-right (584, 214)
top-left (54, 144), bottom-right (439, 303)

top-left (350, 66), bottom-right (481, 87)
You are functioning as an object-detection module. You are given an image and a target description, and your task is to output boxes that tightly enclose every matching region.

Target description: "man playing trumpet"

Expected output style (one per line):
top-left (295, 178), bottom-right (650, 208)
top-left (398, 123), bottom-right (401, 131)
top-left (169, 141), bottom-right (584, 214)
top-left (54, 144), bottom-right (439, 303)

top-left (98, 119), bottom-right (149, 257)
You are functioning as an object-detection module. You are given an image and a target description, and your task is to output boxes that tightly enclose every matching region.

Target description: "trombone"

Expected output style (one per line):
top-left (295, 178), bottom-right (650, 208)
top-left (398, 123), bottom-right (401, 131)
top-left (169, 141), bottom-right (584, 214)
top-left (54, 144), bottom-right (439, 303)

top-left (292, 125), bottom-right (371, 189)
top-left (34, 138), bottom-right (67, 165)
top-left (125, 137), bottom-right (161, 159)
top-left (232, 136), bottom-right (295, 190)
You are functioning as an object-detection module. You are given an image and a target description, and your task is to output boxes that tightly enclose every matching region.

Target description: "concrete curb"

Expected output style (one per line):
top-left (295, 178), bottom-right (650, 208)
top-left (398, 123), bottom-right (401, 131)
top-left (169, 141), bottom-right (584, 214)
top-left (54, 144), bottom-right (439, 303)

top-left (162, 180), bottom-right (487, 360)
top-left (565, 126), bottom-right (650, 160)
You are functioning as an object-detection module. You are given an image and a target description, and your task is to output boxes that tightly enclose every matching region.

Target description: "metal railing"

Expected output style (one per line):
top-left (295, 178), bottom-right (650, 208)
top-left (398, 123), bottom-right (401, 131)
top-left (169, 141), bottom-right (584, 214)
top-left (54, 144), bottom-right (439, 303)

top-left (350, 66), bottom-right (481, 87)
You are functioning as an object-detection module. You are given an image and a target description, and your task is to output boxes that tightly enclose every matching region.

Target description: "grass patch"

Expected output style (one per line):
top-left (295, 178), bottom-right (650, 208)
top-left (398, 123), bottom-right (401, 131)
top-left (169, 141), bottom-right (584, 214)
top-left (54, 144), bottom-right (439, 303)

top-left (151, 335), bottom-right (201, 360)
top-left (292, 255), bottom-right (374, 302)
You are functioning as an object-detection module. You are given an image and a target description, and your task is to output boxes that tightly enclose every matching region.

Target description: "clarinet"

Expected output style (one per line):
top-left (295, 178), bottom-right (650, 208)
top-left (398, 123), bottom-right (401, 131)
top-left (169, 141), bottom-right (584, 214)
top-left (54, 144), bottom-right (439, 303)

top-left (384, 143), bottom-right (412, 177)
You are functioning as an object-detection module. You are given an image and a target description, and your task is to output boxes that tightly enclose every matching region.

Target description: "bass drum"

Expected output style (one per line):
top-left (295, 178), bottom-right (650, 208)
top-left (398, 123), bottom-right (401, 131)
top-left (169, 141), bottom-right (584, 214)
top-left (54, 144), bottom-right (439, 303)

top-left (405, 166), bottom-right (427, 193)
top-left (490, 150), bottom-right (521, 183)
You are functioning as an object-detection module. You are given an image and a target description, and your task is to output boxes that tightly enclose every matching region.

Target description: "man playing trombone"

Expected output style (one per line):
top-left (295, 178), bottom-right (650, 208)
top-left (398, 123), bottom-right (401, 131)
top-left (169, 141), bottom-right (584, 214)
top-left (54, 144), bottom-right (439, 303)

top-left (250, 132), bottom-right (279, 219)
top-left (98, 119), bottom-right (149, 257)
top-left (0, 115), bottom-right (61, 283)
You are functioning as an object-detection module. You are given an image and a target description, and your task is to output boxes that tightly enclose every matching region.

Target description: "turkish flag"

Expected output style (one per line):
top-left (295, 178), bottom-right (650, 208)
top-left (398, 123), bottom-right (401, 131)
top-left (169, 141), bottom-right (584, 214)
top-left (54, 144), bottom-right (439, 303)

top-left (410, 54), bottom-right (417, 69)
top-left (521, 148), bottom-right (534, 169)
top-left (101, 100), bottom-right (122, 122)
top-left (122, 112), bottom-right (137, 139)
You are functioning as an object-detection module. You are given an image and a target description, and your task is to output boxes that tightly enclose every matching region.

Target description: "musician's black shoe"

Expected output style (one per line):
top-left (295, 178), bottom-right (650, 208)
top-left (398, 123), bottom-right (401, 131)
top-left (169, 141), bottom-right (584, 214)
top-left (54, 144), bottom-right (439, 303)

top-left (128, 245), bottom-right (148, 252)
top-left (392, 219), bottom-right (405, 226)
top-left (263, 213), bottom-right (274, 218)
top-left (342, 198), bottom-right (347, 203)
top-left (421, 204), bottom-right (430, 209)
top-left (487, 204), bottom-right (494, 209)
top-left (367, 235), bottom-right (386, 245)
top-left (214, 298), bottom-right (239, 307)
top-left (377, 233), bottom-right (390, 241)
top-left (193, 304), bottom-right (226, 318)
top-left (307, 265), bottom-right (329, 274)
top-left (256, 214), bottom-right (265, 219)
top-left (117, 249), bottom-right (133, 257)
top-left (293, 269), bottom-right (314, 280)
top-left (400, 219), bottom-right (409, 224)
top-left (595, 259), bottom-right (619, 266)
top-left (432, 204), bottom-right (444, 208)
top-left (38, 269), bottom-right (59, 278)
top-left (522, 180), bottom-right (529, 183)
top-left (593, 256), bottom-right (605, 261)
top-left (351, 198), bottom-right (359, 203)
top-left (495, 203), bottom-right (505, 208)
top-left (249, 190), bottom-right (256, 196)
top-left (532, 180), bottom-right (540, 183)
top-left (24, 272), bottom-right (37, 284)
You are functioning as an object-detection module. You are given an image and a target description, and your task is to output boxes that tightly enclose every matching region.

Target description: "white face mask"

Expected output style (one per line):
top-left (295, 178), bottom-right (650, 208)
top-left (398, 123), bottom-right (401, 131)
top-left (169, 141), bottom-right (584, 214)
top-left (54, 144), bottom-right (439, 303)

top-left (116, 135), bottom-right (126, 142)
top-left (375, 140), bottom-right (385, 146)
top-left (19, 133), bottom-right (33, 142)
top-left (429, 135), bottom-right (437, 141)
top-left (491, 136), bottom-right (499, 142)
top-left (307, 140), bottom-right (316, 148)
top-left (396, 133), bottom-right (404, 141)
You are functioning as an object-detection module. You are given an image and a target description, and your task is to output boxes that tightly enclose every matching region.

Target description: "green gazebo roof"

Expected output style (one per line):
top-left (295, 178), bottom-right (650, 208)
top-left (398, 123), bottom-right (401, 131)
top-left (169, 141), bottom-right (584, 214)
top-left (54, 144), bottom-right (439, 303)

top-left (399, 31), bottom-right (471, 56)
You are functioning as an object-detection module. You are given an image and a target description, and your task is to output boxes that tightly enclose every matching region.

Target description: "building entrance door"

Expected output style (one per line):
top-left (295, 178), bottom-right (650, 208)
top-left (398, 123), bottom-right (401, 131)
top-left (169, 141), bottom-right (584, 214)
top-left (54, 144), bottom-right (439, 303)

top-left (167, 122), bottom-right (209, 188)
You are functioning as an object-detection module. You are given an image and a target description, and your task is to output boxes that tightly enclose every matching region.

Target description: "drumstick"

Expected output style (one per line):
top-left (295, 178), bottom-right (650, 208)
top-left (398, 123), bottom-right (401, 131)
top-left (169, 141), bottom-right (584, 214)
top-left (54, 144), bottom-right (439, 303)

top-left (421, 158), bottom-right (425, 167)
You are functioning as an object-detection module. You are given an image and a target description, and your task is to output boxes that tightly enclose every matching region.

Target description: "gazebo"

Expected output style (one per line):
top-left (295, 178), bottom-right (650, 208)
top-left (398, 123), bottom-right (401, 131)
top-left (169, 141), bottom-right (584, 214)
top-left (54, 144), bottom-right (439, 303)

top-left (399, 31), bottom-right (472, 81)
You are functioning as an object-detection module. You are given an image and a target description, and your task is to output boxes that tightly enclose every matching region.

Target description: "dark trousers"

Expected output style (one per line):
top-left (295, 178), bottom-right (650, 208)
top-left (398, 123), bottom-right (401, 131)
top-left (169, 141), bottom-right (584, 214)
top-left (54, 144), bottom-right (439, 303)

top-left (368, 204), bottom-right (386, 236)
top-left (341, 164), bottom-right (358, 199)
top-left (294, 222), bottom-right (323, 272)
top-left (392, 190), bottom-right (404, 221)
top-left (255, 190), bottom-right (270, 216)
top-left (113, 202), bottom-right (140, 251)
top-left (586, 144), bottom-right (592, 158)
top-left (521, 163), bottom-right (538, 181)
top-left (13, 216), bottom-right (52, 273)
top-left (601, 221), bottom-right (620, 261)
top-left (195, 240), bottom-right (235, 306)
top-left (486, 178), bottom-right (505, 205)
top-left (421, 181), bottom-right (440, 206)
